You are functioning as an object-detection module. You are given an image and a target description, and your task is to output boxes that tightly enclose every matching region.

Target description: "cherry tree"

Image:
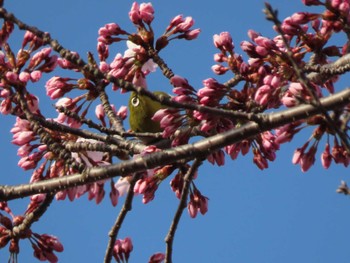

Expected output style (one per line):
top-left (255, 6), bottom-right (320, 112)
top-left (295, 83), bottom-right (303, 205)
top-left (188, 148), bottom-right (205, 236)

top-left (0, 0), bottom-right (350, 262)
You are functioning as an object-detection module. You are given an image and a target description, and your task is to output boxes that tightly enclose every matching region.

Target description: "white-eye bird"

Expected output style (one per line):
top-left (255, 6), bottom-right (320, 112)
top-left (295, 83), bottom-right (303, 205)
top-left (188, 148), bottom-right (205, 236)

top-left (128, 91), bottom-right (170, 145)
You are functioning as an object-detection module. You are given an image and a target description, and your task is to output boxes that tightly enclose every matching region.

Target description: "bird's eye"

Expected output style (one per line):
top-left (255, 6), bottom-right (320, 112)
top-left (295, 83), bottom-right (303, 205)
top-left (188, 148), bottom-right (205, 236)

top-left (131, 96), bottom-right (140, 107)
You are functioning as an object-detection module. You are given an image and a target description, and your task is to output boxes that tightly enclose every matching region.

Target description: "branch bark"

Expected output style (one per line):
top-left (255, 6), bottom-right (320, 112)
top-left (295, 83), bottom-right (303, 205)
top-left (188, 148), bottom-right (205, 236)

top-left (1, 88), bottom-right (349, 201)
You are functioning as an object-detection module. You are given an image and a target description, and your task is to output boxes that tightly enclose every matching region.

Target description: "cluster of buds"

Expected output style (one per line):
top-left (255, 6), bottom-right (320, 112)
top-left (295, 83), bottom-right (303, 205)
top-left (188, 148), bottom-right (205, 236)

top-left (212, 31), bottom-right (246, 75)
top-left (134, 165), bottom-right (175, 204)
top-left (10, 117), bottom-right (48, 170)
top-left (0, 30), bottom-right (57, 116)
top-left (187, 188), bottom-right (209, 218)
top-left (0, 201), bottom-right (63, 263)
top-left (113, 237), bottom-right (133, 263)
top-left (156, 14), bottom-right (200, 51)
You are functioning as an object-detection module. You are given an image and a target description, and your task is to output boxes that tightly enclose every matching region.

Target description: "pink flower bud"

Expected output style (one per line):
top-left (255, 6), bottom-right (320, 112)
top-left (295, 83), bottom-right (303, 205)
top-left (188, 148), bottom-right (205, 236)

top-left (129, 2), bottom-right (141, 25)
top-left (321, 143), bottom-right (332, 169)
top-left (175, 16), bottom-right (194, 32)
top-left (149, 252), bottom-right (165, 263)
top-left (19, 71), bottom-right (31, 82)
top-left (117, 105), bottom-right (128, 120)
top-left (30, 70), bottom-right (42, 82)
top-left (247, 30), bottom-right (261, 41)
top-left (182, 28), bottom-right (201, 40)
top-left (139, 3), bottom-right (154, 24)
top-left (5, 71), bottom-right (18, 82)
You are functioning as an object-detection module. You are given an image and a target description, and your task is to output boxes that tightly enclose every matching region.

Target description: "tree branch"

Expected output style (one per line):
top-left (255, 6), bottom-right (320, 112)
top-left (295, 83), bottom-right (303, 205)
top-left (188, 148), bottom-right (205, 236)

top-left (165, 159), bottom-right (202, 263)
top-left (264, 3), bottom-right (350, 152)
top-left (1, 88), bottom-right (349, 201)
top-left (12, 194), bottom-right (55, 237)
top-left (104, 174), bottom-right (140, 263)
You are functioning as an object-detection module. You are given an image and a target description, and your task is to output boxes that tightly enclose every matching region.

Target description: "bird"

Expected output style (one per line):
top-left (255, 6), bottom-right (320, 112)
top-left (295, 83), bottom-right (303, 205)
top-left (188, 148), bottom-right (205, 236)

top-left (128, 91), bottom-right (170, 146)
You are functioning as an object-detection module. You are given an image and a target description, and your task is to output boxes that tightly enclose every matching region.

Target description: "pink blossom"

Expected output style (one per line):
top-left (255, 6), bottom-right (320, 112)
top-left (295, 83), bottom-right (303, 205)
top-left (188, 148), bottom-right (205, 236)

top-left (134, 175), bottom-right (159, 204)
top-left (253, 150), bottom-right (268, 170)
top-left (207, 150), bottom-right (225, 166)
top-left (72, 138), bottom-right (109, 167)
top-left (139, 2), bottom-right (154, 24)
top-left (240, 40), bottom-right (256, 55)
top-left (25, 193), bottom-right (46, 214)
top-left (12, 130), bottom-right (35, 146)
top-left (28, 47), bottom-right (52, 69)
top-left (281, 91), bottom-right (297, 107)
top-left (45, 77), bottom-right (75, 99)
top-left (225, 144), bottom-right (241, 160)
top-left (332, 143), bottom-right (350, 166)
top-left (254, 36), bottom-right (276, 50)
top-left (17, 144), bottom-right (34, 157)
top-left (95, 104), bottom-right (105, 126)
top-left (290, 12), bottom-right (314, 25)
top-left (30, 70), bottom-right (42, 82)
top-left (88, 182), bottom-right (105, 204)
top-left (149, 253), bottom-right (165, 263)
top-left (31, 233), bottom-right (63, 263)
top-left (55, 97), bottom-right (73, 108)
top-left (99, 61), bottom-right (109, 72)
top-left (5, 71), bottom-right (18, 82)
top-left (175, 16), bottom-right (194, 32)
top-left (0, 98), bottom-right (11, 115)
top-left (300, 145), bottom-right (317, 172)
top-left (182, 28), bottom-right (201, 40)
top-left (255, 46), bottom-right (268, 56)
top-left (123, 41), bottom-right (158, 75)
top-left (339, 2), bottom-right (350, 15)
top-left (57, 52), bottom-right (79, 70)
top-left (212, 64), bottom-right (228, 75)
top-left (321, 143), bottom-right (332, 169)
top-left (98, 23), bottom-right (125, 37)
top-left (254, 84), bottom-right (272, 106)
top-left (166, 15), bottom-right (184, 32)
top-left (289, 82), bottom-right (304, 95)
top-left (38, 234), bottom-right (64, 252)
top-left (129, 2), bottom-right (142, 25)
top-left (248, 57), bottom-right (261, 67)
top-left (117, 105), bottom-right (128, 120)
top-left (115, 177), bottom-right (131, 197)
top-left (113, 237), bottom-right (133, 262)
top-left (275, 122), bottom-right (302, 144)
top-left (26, 94), bottom-right (39, 113)
top-left (18, 155), bottom-right (37, 170)
top-left (213, 32), bottom-right (234, 52)
top-left (187, 188), bottom-right (209, 218)
top-left (247, 29), bottom-right (261, 41)
top-left (170, 172), bottom-right (184, 199)
top-left (292, 148), bottom-right (304, 165)
top-left (19, 71), bottom-right (30, 82)
top-left (97, 42), bottom-right (109, 61)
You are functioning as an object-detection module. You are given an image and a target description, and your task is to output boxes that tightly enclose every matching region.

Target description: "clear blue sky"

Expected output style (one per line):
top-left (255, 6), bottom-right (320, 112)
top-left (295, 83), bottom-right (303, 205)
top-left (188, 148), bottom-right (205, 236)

top-left (1, 1), bottom-right (350, 262)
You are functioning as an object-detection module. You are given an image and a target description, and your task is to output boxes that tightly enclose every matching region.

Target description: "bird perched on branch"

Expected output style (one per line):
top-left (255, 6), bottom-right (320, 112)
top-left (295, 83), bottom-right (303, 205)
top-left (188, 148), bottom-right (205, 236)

top-left (128, 91), bottom-right (170, 146)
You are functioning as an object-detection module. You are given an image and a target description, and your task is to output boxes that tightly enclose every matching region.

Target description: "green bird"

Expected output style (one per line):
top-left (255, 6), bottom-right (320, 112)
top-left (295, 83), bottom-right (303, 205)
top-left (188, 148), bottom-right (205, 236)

top-left (128, 91), bottom-right (170, 145)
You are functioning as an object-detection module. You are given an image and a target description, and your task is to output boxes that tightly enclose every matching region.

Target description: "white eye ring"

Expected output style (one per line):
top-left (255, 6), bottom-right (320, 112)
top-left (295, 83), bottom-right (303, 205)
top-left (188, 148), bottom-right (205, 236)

top-left (131, 96), bottom-right (140, 107)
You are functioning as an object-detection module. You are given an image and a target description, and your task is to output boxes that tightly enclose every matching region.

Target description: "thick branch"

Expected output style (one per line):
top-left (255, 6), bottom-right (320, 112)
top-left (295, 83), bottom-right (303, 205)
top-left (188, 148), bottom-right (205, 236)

top-left (12, 194), bottom-right (55, 237)
top-left (1, 88), bottom-right (349, 201)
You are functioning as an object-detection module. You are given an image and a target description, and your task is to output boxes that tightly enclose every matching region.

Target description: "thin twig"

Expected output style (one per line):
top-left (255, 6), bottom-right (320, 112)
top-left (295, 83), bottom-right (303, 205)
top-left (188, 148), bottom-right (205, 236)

top-left (104, 174), bottom-right (141, 263)
top-left (165, 159), bottom-right (202, 263)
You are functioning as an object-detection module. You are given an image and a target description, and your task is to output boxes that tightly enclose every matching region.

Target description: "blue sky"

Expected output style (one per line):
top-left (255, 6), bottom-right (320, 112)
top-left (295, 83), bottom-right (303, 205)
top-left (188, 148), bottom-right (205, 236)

top-left (1, 1), bottom-right (350, 262)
